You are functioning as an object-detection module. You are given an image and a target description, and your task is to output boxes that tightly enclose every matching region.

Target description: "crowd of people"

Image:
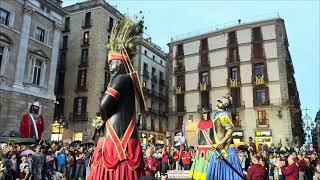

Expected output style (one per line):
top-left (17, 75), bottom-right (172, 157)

top-left (0, 137), bottom-right (320, 180)
top-left (0, 141), bottom-right (93, 180)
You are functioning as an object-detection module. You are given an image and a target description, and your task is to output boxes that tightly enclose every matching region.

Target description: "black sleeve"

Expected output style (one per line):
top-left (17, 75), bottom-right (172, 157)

top-left (99, 75), bottom-right (130, 119)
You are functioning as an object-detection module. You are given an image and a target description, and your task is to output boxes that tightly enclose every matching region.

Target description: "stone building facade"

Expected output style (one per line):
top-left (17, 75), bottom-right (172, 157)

top-left (133, 37), bottom-right (168, 145)
top-left (54, 0), bottom-right (169, 143)
top-left (167, 18), bottom-right (304, 148)
top-left (0, 0), bottom-right (66, 139)
top-left (53, 0), bottom-right (123, 141)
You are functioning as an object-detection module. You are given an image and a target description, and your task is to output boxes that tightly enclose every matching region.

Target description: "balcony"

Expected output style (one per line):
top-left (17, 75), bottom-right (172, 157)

top-left (198, 62), bottom-right (210, 70)
top-left (69, 112), bottom-right (88, 121)
top-left (254, 100), bottom-right (270, 107)
top-left (82, 19), bottom-right (92, 29)
top-left (176, 53), bottom-right (184, 60)
top-left (143, 70), bottom-right (150, 79)
top-left (197, 104), bottom-right (212, 112)
top-left (175, 85), bottom-right (185, 94)
top-left (256, 118), bottom-right (269, 128)
top-left (198, 82), bottom-right (211, 92)
top-left (174, 66), bottom-right (185, 75)
top-left (75, 84), bottom-right (88, 92)
top-left (253, 75), bottom-right (265, 86)
top-left (227, 78), bottom-right (241, 88)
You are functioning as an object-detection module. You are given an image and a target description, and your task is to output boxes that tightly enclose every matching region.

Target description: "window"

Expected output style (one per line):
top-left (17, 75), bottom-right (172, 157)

top-left (0, 46), bottom-right (3, 71)
top-left (200, 91), bottom-right (209, 108)
top-left (159, 120), bottom-right (163, 132)
top-left (160, 60), bottom-right (162, 65)
top-left (231, 88), bottom-right (241, 107)
top-left (56, 72), bottom-right (65, 93)
top-left (230, 67), bottom-right (238, 80)
top-left (73, 97), bottom-right (87, 116)
top-left (141, 117), bottom-right (146, 129)
top-left (257, 110), bottom-right (268, 125)
top-left (54, 98), bottom-right (65, 119)
top-left (176, 116), bottom-right (183, 129)
top-left (59, 52), bottom-right (66, 69)
top-left (0, 8), bottom-right (10, 26)
top-left (177, 44), bottom-right (184, 57)
top-left (81, 49), bottom-right (88, 65)
top-left (228, 47), bottom-right (238, 62)
top-left (252, 27), bottom-right (262, 42)
top-left (77, 69), bottom-right (87, 90)
top-left (151, 119), bottom-right (155, 131)
top-left (152, 55), bottom-right (155, 60)
top-left (64, 17), bottom-right (70, 31)
top-left (256, 89), bottom-right (267, 105)
top-left (252, 43), bottom-right (263, 59)
top-left (83, 31), bottom-right (89, 44)
top-left (84, 12), bottom-right (91, 27)
top-left (200, 52), bottom-right (208, 64)
top-left (32, 59), bottom-right (43, 85)
top-left (200, 38), bottom-right (208, 51)
top-left (176, 94), bottom-right (184, 112)
top-left (108, 17), bottom-right (113, 32)
top-left (143, 63), bottom-right (148, 71)
top-left (254, 63), bottom-right (264, 77)
top-left (144, 50), bottom-right (147, 56)
top-left (159, 71), bottom-right (163, 80)
top-left (35, 27), bottom-right (46, 42)
top-left (176, 75), bottom-right (184, 86)
top-left (228, 31), bottom-right (237, 45)
top-left (200, 71), bottom-right (208, 84)
top-left (152, 67), bottom-right (156, 76)
top-left (62, 35), bottom-right (68, 49)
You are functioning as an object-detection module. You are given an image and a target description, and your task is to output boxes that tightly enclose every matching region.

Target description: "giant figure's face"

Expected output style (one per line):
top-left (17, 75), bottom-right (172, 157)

top-left (31, 105), bottom-right (39, 114)
top-left (109, 60), bottom-right (121, 73)
top-left (202, 113), bottom-right (208, 120)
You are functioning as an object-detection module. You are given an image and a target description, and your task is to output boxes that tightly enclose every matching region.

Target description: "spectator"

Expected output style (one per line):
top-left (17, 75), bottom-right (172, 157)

top-left (45, 149), bottom-right (55, 177)
top-left (248, 137), bottom-right (257, 154)
top-left (173, 150), bottom-right (181, 170)
top-left (276, 155), bottom-right (299, 180)
top-left (75, 147), bottom-right (85, 180)
top-left (21, 165), bottom-right (32, 180)
top-left (181, 149), bottom-right (191, 170)
top-left (66, 153), bottom-right (74, 180)
top-left (247, 155), bottom-right (266, 180)
top-left (309, 144), bottom-right (317, 155)
top-left (32, 145), bottom-right (44, 180)
top-left (144, 147), bottom-right (160, 177)
top-left (296, 154), bottom-right (306, 180)
top-left (160, 148), bottom-right (169, 177)
top-left (10, 154), bottom-right (17, 179)
top-left (19, 156), bottom-right (29, 173)
top-left (313, 162), bottom-right (320, 180)
top-left (0, 161), bottom-right (6, 180)
top-left (55, 146), bottom-right (67, 175)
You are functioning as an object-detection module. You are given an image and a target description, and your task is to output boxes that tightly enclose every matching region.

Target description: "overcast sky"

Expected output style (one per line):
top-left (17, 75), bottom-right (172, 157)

top-left (63, 0), bottom-right (320, 121)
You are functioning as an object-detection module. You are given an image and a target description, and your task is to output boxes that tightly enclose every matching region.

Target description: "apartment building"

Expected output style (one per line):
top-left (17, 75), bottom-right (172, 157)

top-left (167, 18), bottom-right (304, 147)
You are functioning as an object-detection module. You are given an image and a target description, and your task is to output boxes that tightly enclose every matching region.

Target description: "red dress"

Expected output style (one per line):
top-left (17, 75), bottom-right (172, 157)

top-left (181, 152), bottom-right (191, 165)
top-left (247, 164), bottom-right (266, 180)
top-left (281, 163), bottom-right (299, 180)
top-left (19, 113), bottom-right (44, 139)
top-left (144, 156), bottom-right (160, 176)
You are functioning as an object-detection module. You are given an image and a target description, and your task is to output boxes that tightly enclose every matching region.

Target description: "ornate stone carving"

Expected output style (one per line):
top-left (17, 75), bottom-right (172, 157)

top-left (24, 5), bottom-right (35, 15)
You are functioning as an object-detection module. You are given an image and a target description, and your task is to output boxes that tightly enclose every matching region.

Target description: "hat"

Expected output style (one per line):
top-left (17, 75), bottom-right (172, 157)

top-left (32, 101), bottom-right (40, 107)
top-left (201, 108), bottom-right (210, 113)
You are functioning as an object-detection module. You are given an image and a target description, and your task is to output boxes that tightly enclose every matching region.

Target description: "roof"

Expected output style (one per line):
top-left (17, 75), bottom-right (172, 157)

top-left (168, 17), bottom-right (283, 46)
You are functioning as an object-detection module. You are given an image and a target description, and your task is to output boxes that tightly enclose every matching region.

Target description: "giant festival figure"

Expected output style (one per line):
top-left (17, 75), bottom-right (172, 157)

top-left (206, 95), bottom-right (244, 180)
top-left (89, 16), bottom-right (146, 180)
top-left (189, 108), bottom-right (213, 180)
top-left (19, 101), bottom-right (44, 140)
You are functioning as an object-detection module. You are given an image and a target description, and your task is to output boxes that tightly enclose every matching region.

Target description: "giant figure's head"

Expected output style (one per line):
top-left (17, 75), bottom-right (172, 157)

top-left (216, 95), bottom-right (232, 110)
top-left (29, 101), bottom-right (40, 114)
top-left (201, 108), bottom-right (210, 120)
top-left (108, 52), bottom-right (127, 75)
